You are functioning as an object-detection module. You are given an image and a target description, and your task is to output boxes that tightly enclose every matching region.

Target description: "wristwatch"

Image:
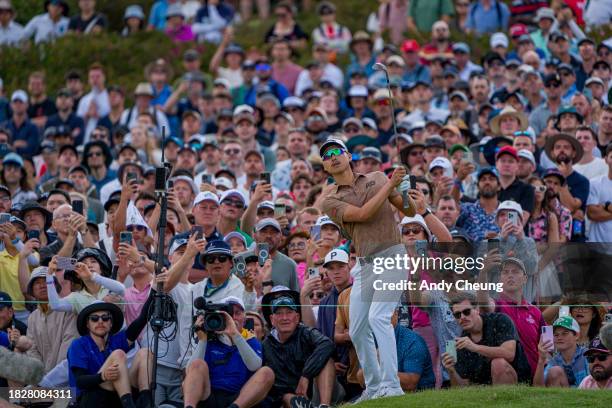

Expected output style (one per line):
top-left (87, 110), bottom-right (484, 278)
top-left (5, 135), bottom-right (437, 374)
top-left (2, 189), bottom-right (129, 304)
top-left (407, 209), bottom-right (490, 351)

top-left (421, 209), bottom-right (432, 217)
top-left (605, 201), bottom-right (611, 212)
top-left (262, 280), bottom-right (274, 287)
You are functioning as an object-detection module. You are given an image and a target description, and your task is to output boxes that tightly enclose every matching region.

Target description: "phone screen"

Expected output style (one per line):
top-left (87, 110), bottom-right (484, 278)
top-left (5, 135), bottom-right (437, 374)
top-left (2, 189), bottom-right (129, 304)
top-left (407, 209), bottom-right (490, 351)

top-left (260, 172), bottom-right (271, 184)
top-left (72, 200), bottom-right (83, 215)
top-left (274, 203), bottom-right (286, 217)
top-left (244, 318), bottom-right (255, 331)
top-left (120, 231), bottom-right (133, 244)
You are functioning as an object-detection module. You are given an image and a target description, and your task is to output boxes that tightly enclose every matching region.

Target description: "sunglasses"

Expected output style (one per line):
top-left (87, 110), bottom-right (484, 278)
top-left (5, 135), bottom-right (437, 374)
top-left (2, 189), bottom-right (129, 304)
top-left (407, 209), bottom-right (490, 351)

top-left (376, 99), bottom-right (391, 106)
top-left (224, 148), bottom-right (241, 156)
top-left (402, 227), bottom-right (424, 235)
top-left (205, 254), bottom-right (230, 264)
top-left (87, 151), bottom-right (103, 157)
top-left (560, 71), bottom-right (573, 77)
top-left (222, 199), bottom-right (244, 209)
top-left (535, 185), bottom-right (547, 193)
top-left (322, 147), bottom-right (345, 161)
top-left (410, 150), bottom-right (423, 156)
top-left (309, 292), bottom-right (326, 299)
top-left (88, 314), bottom-right (112, 323)
top-left (586, 354), bottom-right (610, 363)
top-left (546, 83), bottom-right (561, 89)
top-left (344, 126), bottom-right (360, 133)
top-left (91, 133), bottom-right (106, 139)
top-left (288, 242), bottom-right (306, 250)
top-left (127, 225), bottom-right (147, 232)
top-left (453, 308), bottom-right (473, 319)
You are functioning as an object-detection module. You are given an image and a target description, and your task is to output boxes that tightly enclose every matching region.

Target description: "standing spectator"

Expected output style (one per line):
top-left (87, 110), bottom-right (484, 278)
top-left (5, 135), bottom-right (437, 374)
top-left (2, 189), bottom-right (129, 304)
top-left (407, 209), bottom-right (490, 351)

top-left (451, 0), bottom-right (470, 33)
top-left (271, 39), bottom-right (303, 96)
top-left (456, 168), bottom-right (501, 242)
top-left (587, 143), bottom-right (612, 243)
top-left (68, 0), bottom-right (108, 34)
top-left (121, 4), bottom-right (145, 36)
top-left (253, 218), bottom-right (299, 291)
top-left (530, 8), bottom-right (556, 58)
top-left (584, 0), bottom-right (612, 28)
top-left (76, 63), bottom-right (110, 142)
top-left (406, 0), bottom-right (454, 33)
top-left (209, 34), bottom-right (245, 90)
top-left (22, 0), bottom-right (70, 44)
top-left (530, 73), bottom-right (564, 137)
top-left (400, 40), bottom-right (431, 84)
top-left (264, 1), bottom-right (308, 50)
top-left (311, 2), bottom-right (351, 55)
top-left (527, 176), bottom-right (571, 243)
top-left (466, 0), bottom-right (510, 35)
top-left (345, 31), bottom-right (376, 86)
top-left (377, 0), bottom-right (407, 45)
top-left (193, 0), bottom-right (235, 45)
top-left (27, 71), bottom-right (58, 130)
top-left (46, 88), bottom-right (85, 146)
top-left (0, 0), bottom-right (23, 46)
top-left (164, 4), bottom-right (195, 43)
top-left (1, 91), bottom-right (40, 158)
top-left (148, 0), bottom-right (177, 31)
top-left (574, 126), bottom-right (609, 180)
top-left (419, 21), bottom-right (454, 62)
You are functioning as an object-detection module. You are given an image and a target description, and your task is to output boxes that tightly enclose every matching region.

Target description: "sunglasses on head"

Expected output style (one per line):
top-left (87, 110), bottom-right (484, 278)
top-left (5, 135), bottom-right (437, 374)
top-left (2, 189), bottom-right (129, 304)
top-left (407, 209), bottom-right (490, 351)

top-left (205, 254), bottom-right (230, 264)
top-left (322, 147), bottom-right (345, 161)
top-left (586, 354), bottom-right (610, 363)
top-left (453, 308), bottom-right (473, 319)
top-left (88, 314), bottom-right (112, 323)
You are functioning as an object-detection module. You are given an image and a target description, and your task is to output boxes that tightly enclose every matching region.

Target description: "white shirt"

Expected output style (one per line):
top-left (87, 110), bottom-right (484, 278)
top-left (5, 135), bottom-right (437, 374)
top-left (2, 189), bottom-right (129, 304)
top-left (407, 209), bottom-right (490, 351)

top-left (100, 178), bottom-right (121, 205)
top-left (119, 105), bottom-right (170, 137)
top-left (77, 88), bottom-right (110, 142)
top-left (586, 174), bottom-right (612, 244)
top-left (217, 67), bottom-right (244, 89)
top-left (405, 105), bottom-right (450, 124)
top-left (574, 158), bottom-right (609, 181)
top-left (0, 21), bottom-right (24, 45)
top-left (459, 61), bottom-right (483, 82)
top-left (294, 63), bottom-right (344, 96)
top-left (22, 13), bottom-right (69, 44)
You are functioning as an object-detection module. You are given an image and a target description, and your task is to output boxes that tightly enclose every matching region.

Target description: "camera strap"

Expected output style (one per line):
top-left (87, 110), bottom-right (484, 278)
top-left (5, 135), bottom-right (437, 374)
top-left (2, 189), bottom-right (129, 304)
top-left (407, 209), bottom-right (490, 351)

top-left (203, 278), bottom-right (230, 299)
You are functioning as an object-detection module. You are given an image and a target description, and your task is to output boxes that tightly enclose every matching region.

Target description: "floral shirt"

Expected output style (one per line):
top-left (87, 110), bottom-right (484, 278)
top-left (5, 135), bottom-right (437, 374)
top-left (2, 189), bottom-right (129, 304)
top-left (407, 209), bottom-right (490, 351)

top-left (527, 201), bottom-right (572, 242)
top-left (457, 201), bottom-right (500, 242)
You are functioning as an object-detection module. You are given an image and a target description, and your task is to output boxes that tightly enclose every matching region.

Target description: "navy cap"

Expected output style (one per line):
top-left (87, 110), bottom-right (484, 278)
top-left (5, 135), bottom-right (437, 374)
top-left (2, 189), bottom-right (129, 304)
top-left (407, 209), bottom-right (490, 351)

top-left (477, 167), bottom-right (499, 180)
top-left (203, 240), bottom-right (233, 257)
top-left (358, 147), bottom-right (382, 163)
top-left (0, 291), bottom-right (12, 308)
top-left (271, 296), bottom-right (298, 313)
top-left (164, 136), bottom-right (184, 148)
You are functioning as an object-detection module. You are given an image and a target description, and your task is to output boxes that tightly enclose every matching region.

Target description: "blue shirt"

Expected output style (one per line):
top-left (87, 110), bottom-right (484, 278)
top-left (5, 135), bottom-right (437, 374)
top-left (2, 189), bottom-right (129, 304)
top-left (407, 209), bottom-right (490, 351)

top-left (466, 1), bottom-right (510, 34)
top-left (148, 1), bottom-right (169, 30)
top-left (0, 331), bottom-right (9, 348)
top-left (457, 200), bottom-right (500, 242)
top-left (345, 55), bottom-right (377, 89)
top-left (90, 169), bottom-right (117, 193)
top-left (566, 171), bottom-right (590, 212)
top-left (204, 337), bottom-right (262, 393)
top-left (1, 118), bottom-right (40, 158)
top-left (544, 345), bottom-right (589, 388)
top-left (67, 331), bottom-right (132, 396)
top-left (395, 325), bottom-right (436, 390)
top-left (403, 64), bottom-right (431, 85)
top-left (45, 113), bottom-right (85, 146)
top-left (151, 84), bottom-right (173, 108)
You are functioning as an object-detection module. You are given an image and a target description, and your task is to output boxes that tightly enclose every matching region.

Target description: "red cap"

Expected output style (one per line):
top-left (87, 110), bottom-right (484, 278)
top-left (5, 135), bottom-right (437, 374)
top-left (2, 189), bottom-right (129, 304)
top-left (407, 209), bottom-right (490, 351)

top-left (401, 39), bottom-right (420, 53)
top-left (495, 146), bottom-right (519, 161)
top-left (510, 24), bottom-right (528, 38)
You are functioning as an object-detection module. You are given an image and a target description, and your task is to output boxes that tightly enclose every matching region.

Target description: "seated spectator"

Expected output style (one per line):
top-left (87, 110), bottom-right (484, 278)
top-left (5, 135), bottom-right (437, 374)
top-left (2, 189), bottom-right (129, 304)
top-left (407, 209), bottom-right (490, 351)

top-left (68, 0), bottom-right (108, 35)
top-left (527, 175), bottom-right (572, 243)
top-left (0, 0), bottom-right (23, 46)
top-left (182, 296), bottom-right (274, 408)
top-left (578, 337), bottom-right (612, 389)
top-left (193, 0), bottom-right (235, 44)
top-left (164, 4), bottom-right (195, 43)
top-left (46, 88), bottom-right (85, 145)
top-left (466, 0), bottom-right (510, 35)
top-left (1, 154), bottom-right (38, 207)
top-left (1, 91), bottom-right (40, 159)
top-left (311, 2), bottom-right (351, 55)
top-left (22, 0), bottom-right (70, 44)
top-left (264, 1), bottom-right (308, 50)
top-left (121, 5), bottom-right (145, 36)
top-left (407, 0), bottom-right (454, 34)
top-left (534, 316), bottom-right (589, 388)
top-left (441, 292), bottom-right (532, 386)
top-left (67, 301), bottom-right (153, 407)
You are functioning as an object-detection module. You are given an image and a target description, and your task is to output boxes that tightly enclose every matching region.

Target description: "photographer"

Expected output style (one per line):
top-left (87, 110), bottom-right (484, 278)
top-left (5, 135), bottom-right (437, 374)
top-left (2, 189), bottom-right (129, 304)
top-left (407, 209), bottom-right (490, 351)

top-left (183, 296), bottom-right (274, 408)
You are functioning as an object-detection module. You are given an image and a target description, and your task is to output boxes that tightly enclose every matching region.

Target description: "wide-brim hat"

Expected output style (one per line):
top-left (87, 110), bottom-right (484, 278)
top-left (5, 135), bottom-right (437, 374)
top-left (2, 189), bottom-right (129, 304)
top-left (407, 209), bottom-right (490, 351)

top-left (544, 133), bottom-right (584, 164)
top-left (77, 302), bottom-right (123, 336)
top-left (483, 136), bottom-right (513, 166)
top-left (345, 135), bottom-right (379, 153)
top-left (19, 202), bottom-right (52, 229)
top-left (489, 106), bottom-right (528, 135)
top-left (261, 286), bottom-right (301, 327)
top-left (399, 143), bottom-right (425, 166)
top-left (76, 248), bottom-right (113, 277)
top-left (350, 31), bottom-right (373, 50)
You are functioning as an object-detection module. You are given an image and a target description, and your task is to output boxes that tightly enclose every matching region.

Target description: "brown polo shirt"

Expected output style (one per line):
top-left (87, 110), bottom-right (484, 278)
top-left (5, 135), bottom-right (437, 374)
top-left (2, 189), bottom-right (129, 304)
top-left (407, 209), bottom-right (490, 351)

top-left (321, 171), bottom-right (402, 257)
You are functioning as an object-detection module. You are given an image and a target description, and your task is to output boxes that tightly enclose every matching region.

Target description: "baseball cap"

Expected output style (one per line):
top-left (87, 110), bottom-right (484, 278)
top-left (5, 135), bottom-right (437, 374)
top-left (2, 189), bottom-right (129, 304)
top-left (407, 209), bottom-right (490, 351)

top-left (282, 96), bottom-right (305, 110)
top-left (400, 215), bottom-right (431, 240)
top-left (362, 117), bottom-right (377, 131)
top-left (553, 316), bottom-right (580, 334)
top-left (348, 85), bottom-right (368, 98)
top-left (171, 175), bottom-right (199, 196)
top-left (315, 215), bottom-right (339, 230)
top-left (223, 231), bottom-right (247, 248)
top-left (452, 42), bottom-right (470, 54)
top-left (424, 135), bottom-right (446, 150)
top-left (271, 296), bottom-right (298, 313)
top-left (214, 177), bottom-right (233, 191)
top-left (510, 24), bottom-right (529, 38)
top-left (429, 157), bottom-right (453, 173)
top-left (358, 146), bottom-right (382, 163)
top-left (193, 191), bottom-right (220, 207)
top-left (401, 39), bottom-right (420, 53)
top-left (342, 117), bottom-right (363, 129)
top-left (583, 336), bottom-right (609, 356)
top-left (496, 200), bottom-right (523, 219)
top-left (322, 249), bottom-right (349, 267)
top-left (0, 291), bottom-right (12, 309)
top-left (3, 152), bottom-right (24, 168)
top-left (168, 237), bottom-right (189, 257)
top-left (202, 240), bottom-right (233, 256)
top-left (221, 295), bottom-right (245, 311)
top-left (495, 146), bottom-right (519, 161)
top-left (502, 257), bottom-right (526, 274)
top-left (220, 189), bottom-right (247, 207)
top-left (319, 138), bottom-right (348, 156)
top-left (490, 32), bottom-right (509, 49)
top-left (543, 73), bottom-right (562, 87)
top-left (255, 217), bottom-right (282, 232)
top-left (517, 149), bottom-right (536, 166)
top-left (585, 77), bottom-right (604, 87)
top-left (256, 201), bottom-right (275, 212)
top-left (10, 90), bottom-right (28, 104)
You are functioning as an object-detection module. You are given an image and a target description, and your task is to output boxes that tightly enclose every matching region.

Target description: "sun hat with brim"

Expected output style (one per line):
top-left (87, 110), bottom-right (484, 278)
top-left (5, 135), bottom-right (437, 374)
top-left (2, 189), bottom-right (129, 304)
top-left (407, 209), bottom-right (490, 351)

top-left (261, 285), bottom-right (301, 327)
top-left (345, 135), bottom-right (379, 153)
top-left (400, 215), bottom-right (432, 240)
top-left (483, 136), bottom-right (513, 165)
top-left (77, 302), bottom-right (123, 336)
top-left (77, 248), bottom-right (113, 277)
top-left (27, 267), bottom-right (60, 297)
top-left (399, 143), bottom-right (425, 165)
top-left (350, 31), bottom-right (373, 50)
top-left (553, 316), bottom-right (580, 334)
top-left (489, 106), bottom-right (528, 135)
top-left (544, 133), bottom-right (584, 164)
top-left (20, 202), bottom-right (52, 229)
top-left (555, 106), bottom-right (584, 129)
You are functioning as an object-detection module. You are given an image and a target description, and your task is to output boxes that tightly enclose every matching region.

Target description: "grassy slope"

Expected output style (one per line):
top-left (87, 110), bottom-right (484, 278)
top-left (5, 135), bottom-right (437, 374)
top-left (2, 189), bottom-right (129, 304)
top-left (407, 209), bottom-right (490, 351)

top-left (355, 385), bottom-right (612, 408)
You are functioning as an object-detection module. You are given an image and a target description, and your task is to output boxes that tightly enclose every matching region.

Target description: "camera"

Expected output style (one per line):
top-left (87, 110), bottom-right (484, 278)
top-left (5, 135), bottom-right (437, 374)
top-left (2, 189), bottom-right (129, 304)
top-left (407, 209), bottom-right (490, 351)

top-left (193, 297), bottom-right (234, 332)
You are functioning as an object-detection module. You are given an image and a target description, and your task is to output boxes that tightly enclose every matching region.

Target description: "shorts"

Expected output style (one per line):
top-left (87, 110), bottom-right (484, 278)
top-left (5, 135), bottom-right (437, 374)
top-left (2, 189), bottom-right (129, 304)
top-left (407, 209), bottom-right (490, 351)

top-left (197, 388), bottom-right (239, 408)
top-left (78, 387), bottom-right (121, 408)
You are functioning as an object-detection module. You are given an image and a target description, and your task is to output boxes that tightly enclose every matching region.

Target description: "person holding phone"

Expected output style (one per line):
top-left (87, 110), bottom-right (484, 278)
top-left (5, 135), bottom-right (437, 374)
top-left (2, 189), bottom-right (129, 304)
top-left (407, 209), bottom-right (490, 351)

top-left (319, 138), bottom-right (417, 401)
top-left (534, 316), bottom-right (589, 388)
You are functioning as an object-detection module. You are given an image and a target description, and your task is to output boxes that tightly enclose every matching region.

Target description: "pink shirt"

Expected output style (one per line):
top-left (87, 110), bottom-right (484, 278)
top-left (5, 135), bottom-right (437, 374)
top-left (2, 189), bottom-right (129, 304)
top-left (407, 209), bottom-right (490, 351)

top-left (272, 62), bottom-right (303, 95)
top-left (412, 271), bottom-right (433, 328)
top-left (579, 375), bottom-right (612, 389)
top-left (166, 25), bottom-right (195, 43)
top-left (124, 283), bottom-right (152, 325)
top-left (495, 295), bottom-right (545, 374)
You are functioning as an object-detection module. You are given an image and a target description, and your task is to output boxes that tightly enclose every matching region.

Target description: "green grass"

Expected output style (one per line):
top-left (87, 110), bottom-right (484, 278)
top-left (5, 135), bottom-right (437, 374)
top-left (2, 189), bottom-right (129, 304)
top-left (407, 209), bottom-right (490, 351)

top-left (355, 386), bottom-right (612, 408)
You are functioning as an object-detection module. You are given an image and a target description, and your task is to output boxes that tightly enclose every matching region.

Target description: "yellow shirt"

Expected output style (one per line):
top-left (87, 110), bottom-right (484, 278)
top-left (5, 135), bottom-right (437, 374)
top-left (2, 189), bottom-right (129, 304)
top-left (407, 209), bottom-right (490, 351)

top-left (0, 250), bottom-right (25, 311)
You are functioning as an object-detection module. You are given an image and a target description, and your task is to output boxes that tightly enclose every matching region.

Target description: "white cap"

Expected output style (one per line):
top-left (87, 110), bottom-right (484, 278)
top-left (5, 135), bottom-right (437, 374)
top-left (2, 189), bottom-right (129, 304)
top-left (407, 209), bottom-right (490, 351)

top-left (585, 77), bottom-right (605, 87)
top-left (319, 137), bottom-right (348, 156)
top-left (221, 295), bottom-right (245, 310)
top-left (496, 200), bottom-right (523, 220)
top-left (213, 78), bottom-right (231, 89)
top-left (323, 249), bottom-right (349, 267)
top-left (11, 90), bottom-right (28, 103)
top-left (490, 32), bottom-right (509, 49)
top-left (428, 157), bottom-right (453, 173)
top-left (171, 175), bottom-right (198, 196)
top-left (255, 217), bottom-right (282, 232)
top-left (316, 215), bottom-right (339, 230)
top-left (517, 149), bottom-right (536, 166)
top-left (400, 215), bottom-right (432, 240)
top-left (194, 191), bottom-right (220, 206)
top-left (168, 237), bottom-right (189, 256)
top-left (220, 189), bottom-right (247, 206)
top-left (214, 177), bottom-right (233, 190)
top-left (362, 117), bottom-right (377, 130)
top-left (233, 104), bottom-right (254, 116)
top-left (224, 231), bottom-right (247, 247)
top-left (348, 85), bottom-right (368, 98)
top-left (257, 201), bottom-right (275, 211)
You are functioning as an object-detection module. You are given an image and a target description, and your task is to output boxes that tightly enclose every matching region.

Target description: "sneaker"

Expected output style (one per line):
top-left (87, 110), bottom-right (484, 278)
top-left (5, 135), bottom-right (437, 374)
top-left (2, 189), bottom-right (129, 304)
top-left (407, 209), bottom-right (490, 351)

top-left (290, 395), bottom-right (314, 408)
top-left (351, 389), bottom-right (374, 404)
top-left (382, 387), bottom-right (405, 398)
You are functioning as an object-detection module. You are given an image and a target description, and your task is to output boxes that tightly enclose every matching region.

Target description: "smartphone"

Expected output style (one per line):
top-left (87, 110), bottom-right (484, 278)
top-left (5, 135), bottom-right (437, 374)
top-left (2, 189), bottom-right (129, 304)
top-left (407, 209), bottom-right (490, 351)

top-left (234, 255), bottom-right (247, 278)
top-left (0, 213), bottom-right (10, 224)
top-left (127, 172), bottom-right (138, 183)
top-left (445, 340), bottom-right (457, 362)
top-left (258, 243), bottom-right (270, 267)
top-left (26, 230), bottom-right (40, 241)
top-left (274, 203), bottom-right (286, 217)
top-left (310, 225), bottom-right (321, 242)
top-left (56, 256), bottom-right (78, 271)
top-left (244, 318), bottom-right (255, 331)
top-left (541, 326), bottom-right (554, 351)
top-left (443, 165), bottom-right (454, 178)
top-left (308, 267), bottom-right (320, 279)
top-left (260, 172), bottom-right (271, 184)
top-left (462, 151), bottom-right (474, 165)
top-left (120, 231), bottom-right (133, 245)
top-left (409, 175), bottom-right (417, 190)
top-left (488, 238), bottom-right (500, 251)
top-left (559, 306), bottom-right (570, 318)
top-left (72, 200), bottom-right (83, 215)
top-left (507, 211), bottom-right (519, 226)
top-left (167, 179), bottom-right (174, 190)
top-left (202, 174), bottom-right (212, 184)
top-left (415, 240), bottom-right (428, 257)
top-left (191, 225), bottom-right (203, 240)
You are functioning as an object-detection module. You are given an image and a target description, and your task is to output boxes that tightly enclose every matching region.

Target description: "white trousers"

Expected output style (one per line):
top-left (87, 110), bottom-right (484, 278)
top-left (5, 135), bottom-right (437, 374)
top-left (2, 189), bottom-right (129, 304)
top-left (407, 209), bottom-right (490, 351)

top-left (348, 243), bottom-right (407, 394)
